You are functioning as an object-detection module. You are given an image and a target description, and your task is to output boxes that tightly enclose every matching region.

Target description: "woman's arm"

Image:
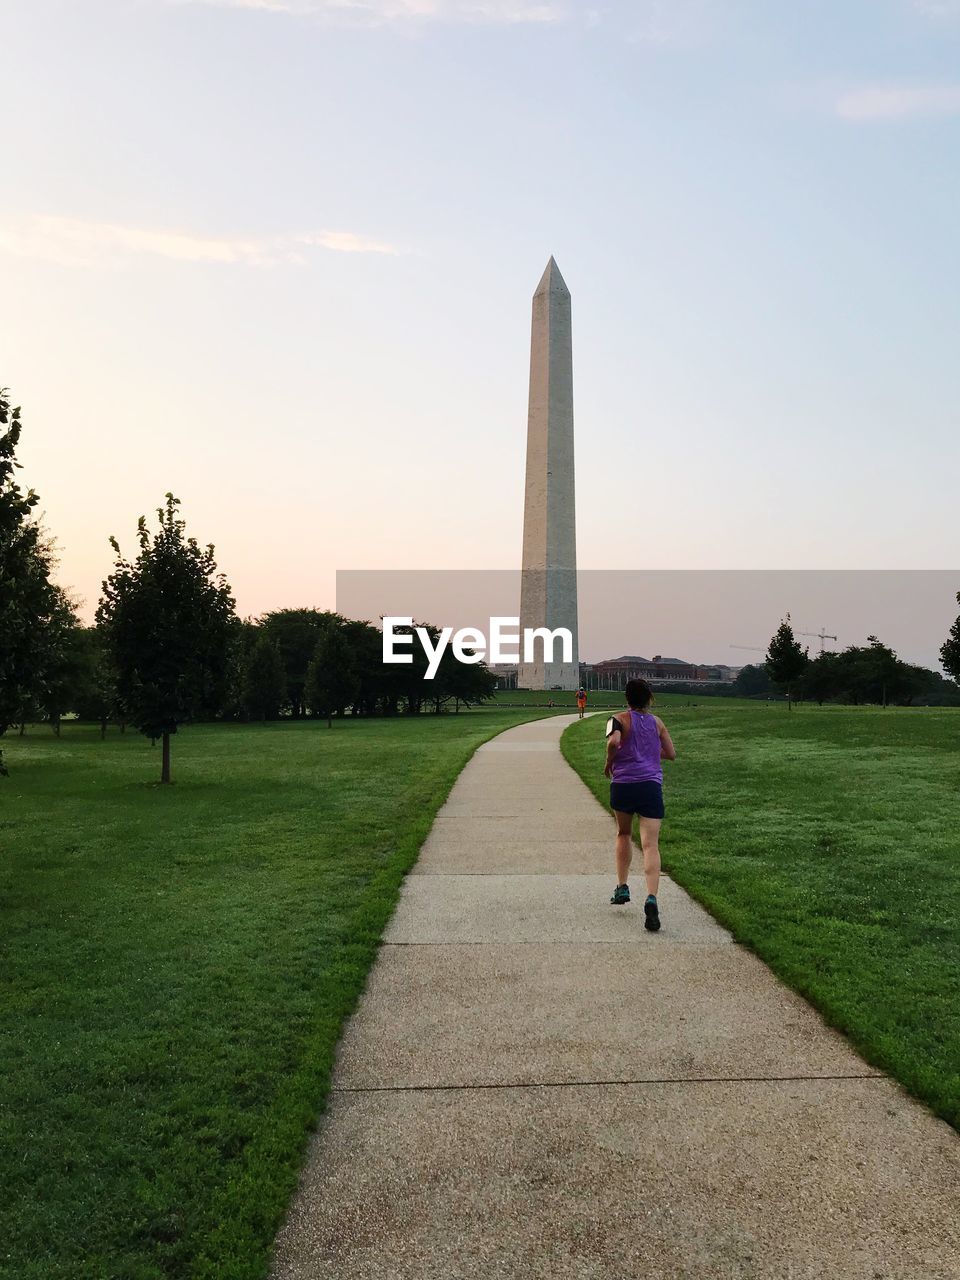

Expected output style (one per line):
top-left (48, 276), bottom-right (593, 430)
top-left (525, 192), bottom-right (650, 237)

top-left (603, 716), bottom-right (622, 777)
top-left (656, 716), bottom-right (677, 762)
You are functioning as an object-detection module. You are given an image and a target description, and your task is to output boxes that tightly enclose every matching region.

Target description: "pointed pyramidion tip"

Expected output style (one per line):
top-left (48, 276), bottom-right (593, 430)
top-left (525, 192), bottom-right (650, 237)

top-left (534, 255), bottom-right (570, 297)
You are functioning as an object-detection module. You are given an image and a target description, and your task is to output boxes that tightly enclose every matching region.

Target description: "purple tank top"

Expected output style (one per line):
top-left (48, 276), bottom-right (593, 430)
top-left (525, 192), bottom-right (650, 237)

top-left (611, 710), bottom-right (663, 784)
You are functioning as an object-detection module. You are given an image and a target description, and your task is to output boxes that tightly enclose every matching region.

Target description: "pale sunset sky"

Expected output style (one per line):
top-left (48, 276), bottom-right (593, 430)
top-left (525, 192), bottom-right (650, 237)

top-left (2, 0), bottom-right (959, 630)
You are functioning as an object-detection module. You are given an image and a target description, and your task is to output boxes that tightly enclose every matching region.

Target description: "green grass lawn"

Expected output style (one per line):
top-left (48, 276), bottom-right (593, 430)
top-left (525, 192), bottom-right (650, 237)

top-left (490, 688), bottom-right (738, 711)
top-left (9, 700), bottom-right (959, 1279)
top-left (490, 689), bottom-right (617, 709)
top-left (561, 702), bottom-right (960, 1130)
top-left (0, 710), bottom-right (548, 1280)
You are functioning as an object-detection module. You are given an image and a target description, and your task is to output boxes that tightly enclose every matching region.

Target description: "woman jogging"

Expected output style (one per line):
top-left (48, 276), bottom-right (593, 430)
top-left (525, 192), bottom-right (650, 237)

top-left (604, 678), bottom-right (676, 931)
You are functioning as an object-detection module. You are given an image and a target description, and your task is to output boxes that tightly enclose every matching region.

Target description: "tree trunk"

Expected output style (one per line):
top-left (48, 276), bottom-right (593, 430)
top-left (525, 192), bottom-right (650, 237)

top-left (327, 714), bottom-right (332, 728)
top-left (18, 722), bottom-right (25, 736)
top-left (161, 732), bottom-right (171, 784)
top-left (100, 719), bottom-right (107, 740)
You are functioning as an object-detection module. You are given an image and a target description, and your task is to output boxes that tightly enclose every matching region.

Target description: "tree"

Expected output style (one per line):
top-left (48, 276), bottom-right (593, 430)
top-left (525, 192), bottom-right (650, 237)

top-left (428, 640), bottom-right (497, 712)
top-left (863, 636), bottom-right (911, 706)
top-left (342, 619), bottom-right (388, 717)
top-left (38, 589), bottom-right (85, 736)
top-left (442, 656), bottom-right (497, 712)
top-left (260, 608), bottom-right (340, 718)
top-left (765, 613), bottom-right (808, 708)
top-left (73, 626), bottom-right (119, 737)
top-left (305, 624), bottom-right (359, 728)
top-left (835, 636), bottom-right (923, 707)
top-left (908, 669), bottom-right (960, 707)
top-left (896, 662), bottom-right (941, 706)
top-left (942, 592), bottom-right (960, 685)
top-left (0, 388), bottom-right (62, 774)
top-left (731, 663), bottom-right (773, 698)
top-left (241, 635), bottom-right (286, 721)
top-left (800, 651), bottom-right (845, 706)
top-left (218, 618), bottom-right (258, 721)
top-left (97, 494), bottom-right (237, 783)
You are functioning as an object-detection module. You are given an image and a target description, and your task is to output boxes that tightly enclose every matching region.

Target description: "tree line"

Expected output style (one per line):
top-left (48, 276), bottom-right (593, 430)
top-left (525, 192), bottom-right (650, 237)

top-left (753, 614), bottom-right (960, 707)
top-left (0, 390), bottom-right (494, 780)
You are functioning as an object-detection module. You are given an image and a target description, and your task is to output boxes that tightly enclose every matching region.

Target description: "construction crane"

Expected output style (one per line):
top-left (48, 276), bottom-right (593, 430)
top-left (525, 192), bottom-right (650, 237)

top-left (797, 628), bottom-right (837, 654)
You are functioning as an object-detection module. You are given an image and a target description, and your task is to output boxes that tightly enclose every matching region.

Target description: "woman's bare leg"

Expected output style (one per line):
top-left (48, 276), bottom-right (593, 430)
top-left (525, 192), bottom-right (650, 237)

top-left (638, 816), bottom-right (662, 897)
top-left (614, 810), bottom-right (633, 885)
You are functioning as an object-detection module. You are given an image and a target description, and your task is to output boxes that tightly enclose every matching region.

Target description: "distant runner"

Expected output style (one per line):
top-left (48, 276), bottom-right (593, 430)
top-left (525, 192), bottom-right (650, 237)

top-left (576, 687), bottom-right (587, 719)
top-left (603, 678), bottom-right (677, 931)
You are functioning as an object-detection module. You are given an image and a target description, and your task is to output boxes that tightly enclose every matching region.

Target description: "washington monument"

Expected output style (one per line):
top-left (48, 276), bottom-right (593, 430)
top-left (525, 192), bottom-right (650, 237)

top-left (518, 257), bottom-right (580, 691)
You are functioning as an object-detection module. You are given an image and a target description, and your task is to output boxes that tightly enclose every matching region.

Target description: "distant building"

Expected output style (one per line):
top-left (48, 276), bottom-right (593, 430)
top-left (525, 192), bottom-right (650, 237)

top-left (580, 656), bottom-right (742, 688)
top-left (495, 654), bottom-right (742, 691)
top-left (697, 663), bottom-right (740, 683)
top-left (590, 655), bottom-right (700, 683)
top-left (487, 665), bottom-right (519, 690)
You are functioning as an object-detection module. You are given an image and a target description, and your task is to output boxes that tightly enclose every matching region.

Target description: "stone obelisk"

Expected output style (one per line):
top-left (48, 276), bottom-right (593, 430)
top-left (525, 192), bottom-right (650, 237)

top-left (518, 257), bottom-right (579, 691)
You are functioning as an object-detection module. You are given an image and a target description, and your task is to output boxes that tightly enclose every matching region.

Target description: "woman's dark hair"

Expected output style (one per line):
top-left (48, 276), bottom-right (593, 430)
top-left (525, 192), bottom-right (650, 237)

top-left (624, 678), bottom-right (653, 710)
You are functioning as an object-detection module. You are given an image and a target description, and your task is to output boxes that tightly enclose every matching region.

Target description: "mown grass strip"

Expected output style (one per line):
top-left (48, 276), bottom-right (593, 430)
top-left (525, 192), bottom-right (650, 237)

top-left (1, 711), bottom-right (546, 1280)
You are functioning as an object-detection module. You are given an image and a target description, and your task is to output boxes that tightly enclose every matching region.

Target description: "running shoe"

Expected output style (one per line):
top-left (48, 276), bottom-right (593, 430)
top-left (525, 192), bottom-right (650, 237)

top-left (610, 883), bottom-right (630, 905)
top-left (644, 894), bottom-right (661, 932)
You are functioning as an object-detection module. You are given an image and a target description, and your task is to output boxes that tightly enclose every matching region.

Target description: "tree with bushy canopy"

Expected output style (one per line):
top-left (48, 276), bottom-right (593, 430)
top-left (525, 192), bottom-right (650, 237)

top-left (306, 624), bottom-right (359, 727)
top-left (97, 494), bottom-right (237, 783)
top-left (389, 620), bottom-right (436, 716)
top-left (942, 593), bottom-right (960, 686)
top-left (427, 639), bottom-right (497, 712)
top-left (912, 669), bottom-right (960, 706)
top-left (241, 634), bottom-right (287, 721)
top-left (765, 614), bottom-right (808, 709)
top-left (342, 618), bottom-right (389, 716)
top-left (0, 389), bottom-right (64, 774)
top-left (731, 663), bottom-right (773, 698)
top-left (260, 608), bottom-right (340, 718)
top-left (835, 636), bottom-right (927, 706)
top-left (38, 591), bottom-right (86, 736)
top-left (800, 651), bottom-right (845, 706)
top-left (72, 625), bottom-right (120, 736)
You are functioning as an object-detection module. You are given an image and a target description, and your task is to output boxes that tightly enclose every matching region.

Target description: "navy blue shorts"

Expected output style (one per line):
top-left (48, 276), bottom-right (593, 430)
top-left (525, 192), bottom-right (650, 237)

top-left (610, 780), bottom-right (665, 819)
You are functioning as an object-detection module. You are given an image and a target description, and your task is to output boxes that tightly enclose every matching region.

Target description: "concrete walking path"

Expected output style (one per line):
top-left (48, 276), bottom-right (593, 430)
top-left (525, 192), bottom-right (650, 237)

top-left (272, 714), bottom-right (960, 1279)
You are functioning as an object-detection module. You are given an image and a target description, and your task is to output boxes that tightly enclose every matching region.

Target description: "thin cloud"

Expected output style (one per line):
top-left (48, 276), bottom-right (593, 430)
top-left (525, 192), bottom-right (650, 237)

top-left (161, 0), bottom-right (729, 35)
top-left (0, 215), bottom-right (400, 267)
top-left (625, 0), bottom-right (716, 47)
top-left (299, 229), bottom-right (400, 253)
top-left (163, 0), bottom-right (565, 23)
top-left (836, 83), bottom-right (960, 121)
top-left (911, 0), bottom-right (960, 15)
